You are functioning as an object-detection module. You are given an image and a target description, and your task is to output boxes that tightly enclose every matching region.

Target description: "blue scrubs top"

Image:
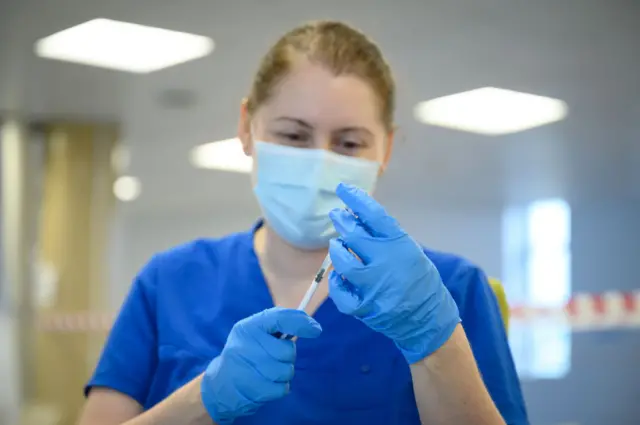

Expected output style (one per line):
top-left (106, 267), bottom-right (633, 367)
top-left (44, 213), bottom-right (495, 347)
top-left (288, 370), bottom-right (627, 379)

top-left (86, 222), bottom-right (529, 425)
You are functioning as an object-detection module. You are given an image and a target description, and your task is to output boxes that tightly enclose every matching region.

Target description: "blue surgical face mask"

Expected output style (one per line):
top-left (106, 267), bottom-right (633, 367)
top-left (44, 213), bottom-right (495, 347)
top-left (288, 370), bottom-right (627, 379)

top-left (252, 141), bottom-right (380, 250)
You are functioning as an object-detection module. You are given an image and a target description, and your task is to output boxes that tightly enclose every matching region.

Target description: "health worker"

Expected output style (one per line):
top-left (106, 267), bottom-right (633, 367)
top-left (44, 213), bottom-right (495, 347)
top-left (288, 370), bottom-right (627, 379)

top-left (79, 20), bottom-right (529, 425)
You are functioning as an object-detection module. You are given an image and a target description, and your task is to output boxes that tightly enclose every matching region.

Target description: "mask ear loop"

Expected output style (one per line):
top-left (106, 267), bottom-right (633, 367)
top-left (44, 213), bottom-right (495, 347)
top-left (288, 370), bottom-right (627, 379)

top-left (247, 126), bottom-right (260, 173)
top-left (249, 123), bottom-right (259, 144)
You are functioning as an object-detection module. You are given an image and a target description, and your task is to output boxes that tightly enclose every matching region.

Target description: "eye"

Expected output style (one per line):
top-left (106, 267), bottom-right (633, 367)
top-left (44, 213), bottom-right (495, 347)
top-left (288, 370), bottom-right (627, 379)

top-left (333, 138), bottom-right (365, 155)
top-left (342, 140), bottom-right (361, 150)
top-left (277, 132), bottom-right (310, 145)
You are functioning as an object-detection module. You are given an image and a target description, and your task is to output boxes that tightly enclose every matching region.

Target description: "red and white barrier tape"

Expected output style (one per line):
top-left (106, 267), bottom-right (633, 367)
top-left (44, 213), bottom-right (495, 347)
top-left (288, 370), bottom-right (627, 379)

top-left (36, 291), bottom-right (640, 333)
top-left (38, 312), bottom-right (115, 332)
top-left (510, 291), bottom-right (640, 331)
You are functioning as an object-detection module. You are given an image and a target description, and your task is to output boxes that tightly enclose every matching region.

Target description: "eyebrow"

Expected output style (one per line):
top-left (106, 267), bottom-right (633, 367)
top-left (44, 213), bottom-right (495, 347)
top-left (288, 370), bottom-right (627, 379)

top-left (275, 117), bottom-right (312, 129)
top-left (274, 117), bottom-right (374, 136)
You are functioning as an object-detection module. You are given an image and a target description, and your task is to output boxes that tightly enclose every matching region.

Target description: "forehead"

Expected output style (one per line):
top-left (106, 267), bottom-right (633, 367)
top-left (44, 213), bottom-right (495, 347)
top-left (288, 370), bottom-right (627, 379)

top-left (260, 60), bottom-right (384, 129)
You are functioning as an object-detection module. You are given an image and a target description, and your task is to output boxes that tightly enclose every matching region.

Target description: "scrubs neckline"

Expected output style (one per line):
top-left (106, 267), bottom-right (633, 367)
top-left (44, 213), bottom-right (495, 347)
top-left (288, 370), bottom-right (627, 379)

top-left (242, 219), bottom-right (334, 321)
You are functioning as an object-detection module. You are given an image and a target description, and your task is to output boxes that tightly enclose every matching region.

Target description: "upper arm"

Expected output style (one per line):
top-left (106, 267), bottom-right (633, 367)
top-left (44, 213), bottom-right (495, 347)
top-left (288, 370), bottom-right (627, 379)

top-left (78, 388), bottom-right (143, 425)
top-left (83, 258), bottom-right (160, 415)
top-left (452, 265), bottom-right (529, 425)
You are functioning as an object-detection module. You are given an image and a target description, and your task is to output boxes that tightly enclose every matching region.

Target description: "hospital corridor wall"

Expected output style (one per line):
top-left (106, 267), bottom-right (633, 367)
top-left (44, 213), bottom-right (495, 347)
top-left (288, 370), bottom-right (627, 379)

top-left (0, 120), bottom-right (118, 425)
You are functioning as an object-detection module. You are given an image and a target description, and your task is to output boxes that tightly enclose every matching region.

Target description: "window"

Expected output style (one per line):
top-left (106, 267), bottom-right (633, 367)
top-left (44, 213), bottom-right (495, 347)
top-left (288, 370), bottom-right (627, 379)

top-left (526, 199), bottom-right (571, 307)
top-left (502, 199), bottom-right (572, 379)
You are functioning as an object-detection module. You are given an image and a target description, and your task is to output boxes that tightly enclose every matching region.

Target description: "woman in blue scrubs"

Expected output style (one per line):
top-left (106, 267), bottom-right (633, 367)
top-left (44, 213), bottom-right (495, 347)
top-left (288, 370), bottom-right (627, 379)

top-left (79, 20), bottom-right (529, 425)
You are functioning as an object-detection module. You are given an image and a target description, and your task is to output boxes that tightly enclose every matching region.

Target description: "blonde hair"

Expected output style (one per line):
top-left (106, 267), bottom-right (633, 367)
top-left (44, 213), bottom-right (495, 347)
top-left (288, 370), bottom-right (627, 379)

top-left (246, 20), bottom-right (396, 131)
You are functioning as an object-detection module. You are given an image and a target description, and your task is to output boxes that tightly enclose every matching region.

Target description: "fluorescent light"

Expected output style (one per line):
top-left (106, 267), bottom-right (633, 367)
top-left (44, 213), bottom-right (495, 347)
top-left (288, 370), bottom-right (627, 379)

top-left (113, 176), bottom-right (141, 201)
top-left (35, 18), bottom-right (214, 73)
top-left (414, 87), bottom-right (568, 135)
top-left (190, 138), bottom-right (253, 173)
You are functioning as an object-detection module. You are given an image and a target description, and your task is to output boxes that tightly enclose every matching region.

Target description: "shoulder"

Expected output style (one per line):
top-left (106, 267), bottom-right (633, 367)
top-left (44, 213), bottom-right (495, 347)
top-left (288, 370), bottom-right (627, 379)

top-left (140, 230), bottom-right (252, 283)
top-left (422, 247), bottom-right (484, 285)
top-left (421, 247), bottom-right (493, 310)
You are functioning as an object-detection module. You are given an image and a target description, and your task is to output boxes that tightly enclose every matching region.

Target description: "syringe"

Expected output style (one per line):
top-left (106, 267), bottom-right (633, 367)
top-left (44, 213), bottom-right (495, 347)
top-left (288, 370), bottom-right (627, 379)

top-left (274, 253), bottom-right (332, 340)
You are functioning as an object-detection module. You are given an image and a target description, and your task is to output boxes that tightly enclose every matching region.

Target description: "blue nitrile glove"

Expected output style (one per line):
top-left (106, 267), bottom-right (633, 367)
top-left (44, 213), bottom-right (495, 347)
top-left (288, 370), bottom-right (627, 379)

top-left (201, 307), bottom-right (322, 424)
top-left (327, 183), bottom-right (460, 364)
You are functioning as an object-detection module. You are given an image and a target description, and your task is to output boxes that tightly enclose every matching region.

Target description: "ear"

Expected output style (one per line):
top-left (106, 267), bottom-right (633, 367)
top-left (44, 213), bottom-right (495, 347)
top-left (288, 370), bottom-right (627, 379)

top-left (238, 98), bottom-right (252, 156)
top-left (379, 129), bottom-right (395, 174)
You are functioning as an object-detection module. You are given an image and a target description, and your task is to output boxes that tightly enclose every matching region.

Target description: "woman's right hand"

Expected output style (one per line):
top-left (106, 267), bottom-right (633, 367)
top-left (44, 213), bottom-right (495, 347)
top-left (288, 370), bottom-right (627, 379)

top-left (200, 307), bottom-right (322, 424)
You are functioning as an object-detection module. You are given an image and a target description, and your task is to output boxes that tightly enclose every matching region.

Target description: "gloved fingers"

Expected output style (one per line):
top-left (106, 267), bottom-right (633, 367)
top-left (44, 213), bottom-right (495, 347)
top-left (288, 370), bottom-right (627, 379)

top-left (335, 183), bottom-right (404, 239)
top-left (251, 380), bottom-right (290, 403)
top-left (251, 326), bottom-right (297, 363)
top-left (329, 209), bottom-right (377, 264)
top-left (253, 307), bottom-right (323, 339)
top-left (241, 344), bottom-right (296, 384)
top-left (328, 238), bottom-right (370, 282)
top-left (262, 360), bottom-right (295, 383)
top-left (328, 270), bottom-right (365, 316)
top-left (238, 350), bottom-right (294, 392)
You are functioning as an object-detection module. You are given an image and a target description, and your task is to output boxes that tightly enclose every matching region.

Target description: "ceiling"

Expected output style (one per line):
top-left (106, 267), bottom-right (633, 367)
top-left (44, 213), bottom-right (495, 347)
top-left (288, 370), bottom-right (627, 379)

top-left (1, 0), bottom-right (639, 215)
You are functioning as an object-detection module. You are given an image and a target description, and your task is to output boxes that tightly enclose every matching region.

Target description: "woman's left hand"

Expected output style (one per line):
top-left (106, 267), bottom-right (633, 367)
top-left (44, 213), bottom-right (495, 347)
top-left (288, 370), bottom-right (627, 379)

top-left (328, 183), bottom-right (461, 364)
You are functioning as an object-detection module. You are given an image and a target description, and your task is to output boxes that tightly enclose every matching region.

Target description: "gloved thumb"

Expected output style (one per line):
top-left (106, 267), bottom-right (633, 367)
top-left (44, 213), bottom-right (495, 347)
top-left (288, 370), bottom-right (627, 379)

top-left (328, 270), bottom-right (363, 316)
top-left (254, 307), bottom-right (323, 339)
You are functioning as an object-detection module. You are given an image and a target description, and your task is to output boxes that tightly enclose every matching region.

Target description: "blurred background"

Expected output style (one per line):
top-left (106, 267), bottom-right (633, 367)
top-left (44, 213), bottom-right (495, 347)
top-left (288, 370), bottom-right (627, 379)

top-left (0, 1), bottom-right (639, 424)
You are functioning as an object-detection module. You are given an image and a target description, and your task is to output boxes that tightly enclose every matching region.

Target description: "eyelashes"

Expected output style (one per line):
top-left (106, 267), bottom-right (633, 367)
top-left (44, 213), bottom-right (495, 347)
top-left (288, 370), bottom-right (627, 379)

top-left (273, 131), bottom-right (368, 154)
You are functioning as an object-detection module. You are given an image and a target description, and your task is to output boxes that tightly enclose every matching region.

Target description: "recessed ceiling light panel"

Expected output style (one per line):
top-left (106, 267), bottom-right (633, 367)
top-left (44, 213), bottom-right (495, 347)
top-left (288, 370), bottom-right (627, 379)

top-left (35, 18), bottom-right (214, 73)
top-left (190, 138), bottom-right (253, 174)
top-left (414, 87), bottom-right (568, 135)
